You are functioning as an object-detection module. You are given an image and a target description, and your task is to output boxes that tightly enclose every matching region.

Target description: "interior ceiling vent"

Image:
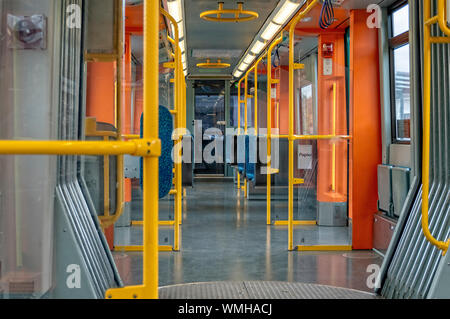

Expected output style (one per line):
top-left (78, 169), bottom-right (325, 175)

top-left (191, 49), bottom-right (243, 59)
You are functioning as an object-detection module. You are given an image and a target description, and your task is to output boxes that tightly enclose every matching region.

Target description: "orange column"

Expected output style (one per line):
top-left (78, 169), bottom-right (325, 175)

top-left (86, 62), bottom-right (116, 124)
top-left (349, 10), bottom-right (382, 249)
top-left (317, 33), bottom-right (348, 204)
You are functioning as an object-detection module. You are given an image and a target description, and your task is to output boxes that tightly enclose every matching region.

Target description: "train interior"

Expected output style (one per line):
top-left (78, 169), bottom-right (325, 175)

top-left (0, 0), bottom-right (449, 299)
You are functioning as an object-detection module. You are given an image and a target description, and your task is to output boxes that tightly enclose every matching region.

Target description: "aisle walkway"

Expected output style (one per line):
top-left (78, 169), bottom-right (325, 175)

top-left (114, 179), bottom-right (382, 293)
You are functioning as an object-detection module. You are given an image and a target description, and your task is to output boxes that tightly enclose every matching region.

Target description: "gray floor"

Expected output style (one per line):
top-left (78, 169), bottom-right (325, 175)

top-left (114, 179), bottom-right (382, 294)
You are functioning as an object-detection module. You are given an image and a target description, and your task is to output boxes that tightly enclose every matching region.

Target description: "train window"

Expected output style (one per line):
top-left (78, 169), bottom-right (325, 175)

top-left (389, 1), bottom-right (411, 143)
top-left (391, 4), bottom-right (409, 37)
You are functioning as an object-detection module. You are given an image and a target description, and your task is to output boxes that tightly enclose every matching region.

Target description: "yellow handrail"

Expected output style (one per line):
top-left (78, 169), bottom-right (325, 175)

top-left (0, 0), bottom-right (161, 299)
top-left (107, 0), bottom-right (160, 298)
top-left (200, 2), bottom-right (259, 23)
top-left (438, 0), bottom-right (450, 36)
top-left (236, 77), bottom-right (246, 190)
top-left (288, 0), bottom-right (320, 251)
top-left (244, 74), bottom-right (248, 196)
top-left (85, 0), bottom-right (126, 230)
top-left (331, 82), bottom-right (337, 192)
top-left (161, 7), bottom-right (184, 251)
top-left (421, 0), bottom-right (450, 256)
top-left (254, 61), bottom-right (258, 133)
top-left (266, 33), bottom-right (284, 225)
top-left (0, 140), bottom-right (160, 156)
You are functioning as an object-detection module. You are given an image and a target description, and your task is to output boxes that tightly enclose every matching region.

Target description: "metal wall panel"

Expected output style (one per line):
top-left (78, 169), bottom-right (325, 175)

top-left (380, 0), bottom-right (450, 299)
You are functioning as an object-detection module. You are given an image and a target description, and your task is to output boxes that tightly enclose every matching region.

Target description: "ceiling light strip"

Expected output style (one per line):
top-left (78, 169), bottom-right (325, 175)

top-left (233, 0), bottom-right (304, 79)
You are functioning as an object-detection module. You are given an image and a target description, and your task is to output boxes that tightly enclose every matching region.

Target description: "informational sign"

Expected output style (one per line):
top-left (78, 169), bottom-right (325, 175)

top-left (323, 58), bottom-right (333, 76)
top-left (298, 145), bottom-right (313, 170)
top-left (271, 88), bottom-right (277, 99)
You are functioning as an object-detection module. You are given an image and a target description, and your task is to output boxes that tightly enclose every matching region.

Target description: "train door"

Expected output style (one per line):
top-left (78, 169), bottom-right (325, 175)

top-left (193, 80), bottom-right (226, 175)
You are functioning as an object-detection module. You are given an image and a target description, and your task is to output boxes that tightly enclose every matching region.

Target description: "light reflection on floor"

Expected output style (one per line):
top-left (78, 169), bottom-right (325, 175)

top-left (113, 180), bottom-right (382, 293)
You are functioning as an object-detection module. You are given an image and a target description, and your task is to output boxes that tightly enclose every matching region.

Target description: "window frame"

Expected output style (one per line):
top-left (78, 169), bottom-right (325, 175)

top-left (388, 0), bottom-right (411, 144)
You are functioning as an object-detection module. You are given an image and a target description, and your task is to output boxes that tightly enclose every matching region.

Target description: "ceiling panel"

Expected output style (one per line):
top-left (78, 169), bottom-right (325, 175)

top-left (184, 0), bottom-right (281, 77)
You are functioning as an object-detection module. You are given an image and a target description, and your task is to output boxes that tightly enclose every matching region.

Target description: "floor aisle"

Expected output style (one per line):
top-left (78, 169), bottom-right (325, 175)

top-left (114, 179), bottom-right (382, 293)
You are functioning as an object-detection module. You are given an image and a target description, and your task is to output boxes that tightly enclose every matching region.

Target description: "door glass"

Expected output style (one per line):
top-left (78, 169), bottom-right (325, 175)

top-left (194, 80), bottom-right (225, 175)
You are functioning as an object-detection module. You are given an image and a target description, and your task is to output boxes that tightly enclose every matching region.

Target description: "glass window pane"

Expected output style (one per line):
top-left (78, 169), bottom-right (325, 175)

top-left (393, 44), bottom-right (411, 140)
top-left (392, 4), bottom-right (409, 37)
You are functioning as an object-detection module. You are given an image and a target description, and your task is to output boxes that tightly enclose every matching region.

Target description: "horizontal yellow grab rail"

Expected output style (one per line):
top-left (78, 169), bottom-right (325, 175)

top-left (122, 134), bottom-right (141, 140)
top-left (273, 220), bottom-right (317, 226)
top-left (114, 246), bottom-right (175, 252)
top-left (297, 245), bottom-right (352, 252)
top-left (0, 139), bottom-right (161, 157)
top-left (132, 220), bottom-right (176, 227)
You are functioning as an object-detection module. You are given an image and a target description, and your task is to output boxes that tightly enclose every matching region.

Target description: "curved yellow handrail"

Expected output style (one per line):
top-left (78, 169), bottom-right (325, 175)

top-left (161, 7), bottom-right (184, 251)
top-left (438, 0), bottom-right (450, 36)
top-left (422, 0), bottom-right (450, 256)
top-left (197, 59), bottom-right (231, 69)
top-left (200, 2), bottom-right (259, 23)
top-left (266, 33), bottom-right (284, 225)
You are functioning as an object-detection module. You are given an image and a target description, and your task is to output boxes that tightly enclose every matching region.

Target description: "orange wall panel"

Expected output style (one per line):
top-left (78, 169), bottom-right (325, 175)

top-left (317, 33), bottom-right (348, 203)
top-left (86, 62), bottom-right (116, 125)
top-left (349, 10), bottom-right (382, 249)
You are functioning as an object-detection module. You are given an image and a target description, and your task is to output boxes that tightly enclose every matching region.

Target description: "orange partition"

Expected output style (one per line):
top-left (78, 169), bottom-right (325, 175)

top-left (317, 33), bottom-right (348, 204)
top-left (349, 10), bottom-right (382, 249)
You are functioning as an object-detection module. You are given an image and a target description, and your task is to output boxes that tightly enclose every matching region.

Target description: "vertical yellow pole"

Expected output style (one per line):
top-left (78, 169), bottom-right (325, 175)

top-left (254, 65), bottom-right (258, 133)
top-left (176, 47), bottom-right (183, 234)
top-left (267, 51), bottom-right (272, 225)
top-left (288, 26), bottom-right (295, 251)
top-left (244, 75), bottom-right (249, 197)
top-left (161, 7), bottom-right (182, 250)
top-left (245, 76), bottom-right (248, 134)
top-left (331, 82), bottom-right (337, 192)
top-left (266, 34), bottom-right (283, 225)
top-left (115, 0), bottom-right (125, 230)
top-left (237, 78), bottom-right (243, 190)
top-left (104, 137), bottom-right (111, 218)
top-left (142, 0), bottom-right (159, 297)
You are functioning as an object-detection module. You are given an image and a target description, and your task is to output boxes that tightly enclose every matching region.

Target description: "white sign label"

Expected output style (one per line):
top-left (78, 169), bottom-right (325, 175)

top-left (298, 145), bottom-right (313, 170)
top-left (323, 58), bottom-right (333, 76)
top-left (271, 88), bottom-right (277, 99)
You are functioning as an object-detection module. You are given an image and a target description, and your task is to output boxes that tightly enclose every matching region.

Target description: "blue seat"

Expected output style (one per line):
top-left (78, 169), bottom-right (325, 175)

top-left (140, 106), bottom-right (174, 199)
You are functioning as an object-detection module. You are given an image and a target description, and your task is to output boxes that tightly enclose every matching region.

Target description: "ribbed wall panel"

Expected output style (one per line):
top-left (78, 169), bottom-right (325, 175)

top-left (55, 0), bottom-right (119, 298)
top-left (381, 0), bottom-right (450, 299)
